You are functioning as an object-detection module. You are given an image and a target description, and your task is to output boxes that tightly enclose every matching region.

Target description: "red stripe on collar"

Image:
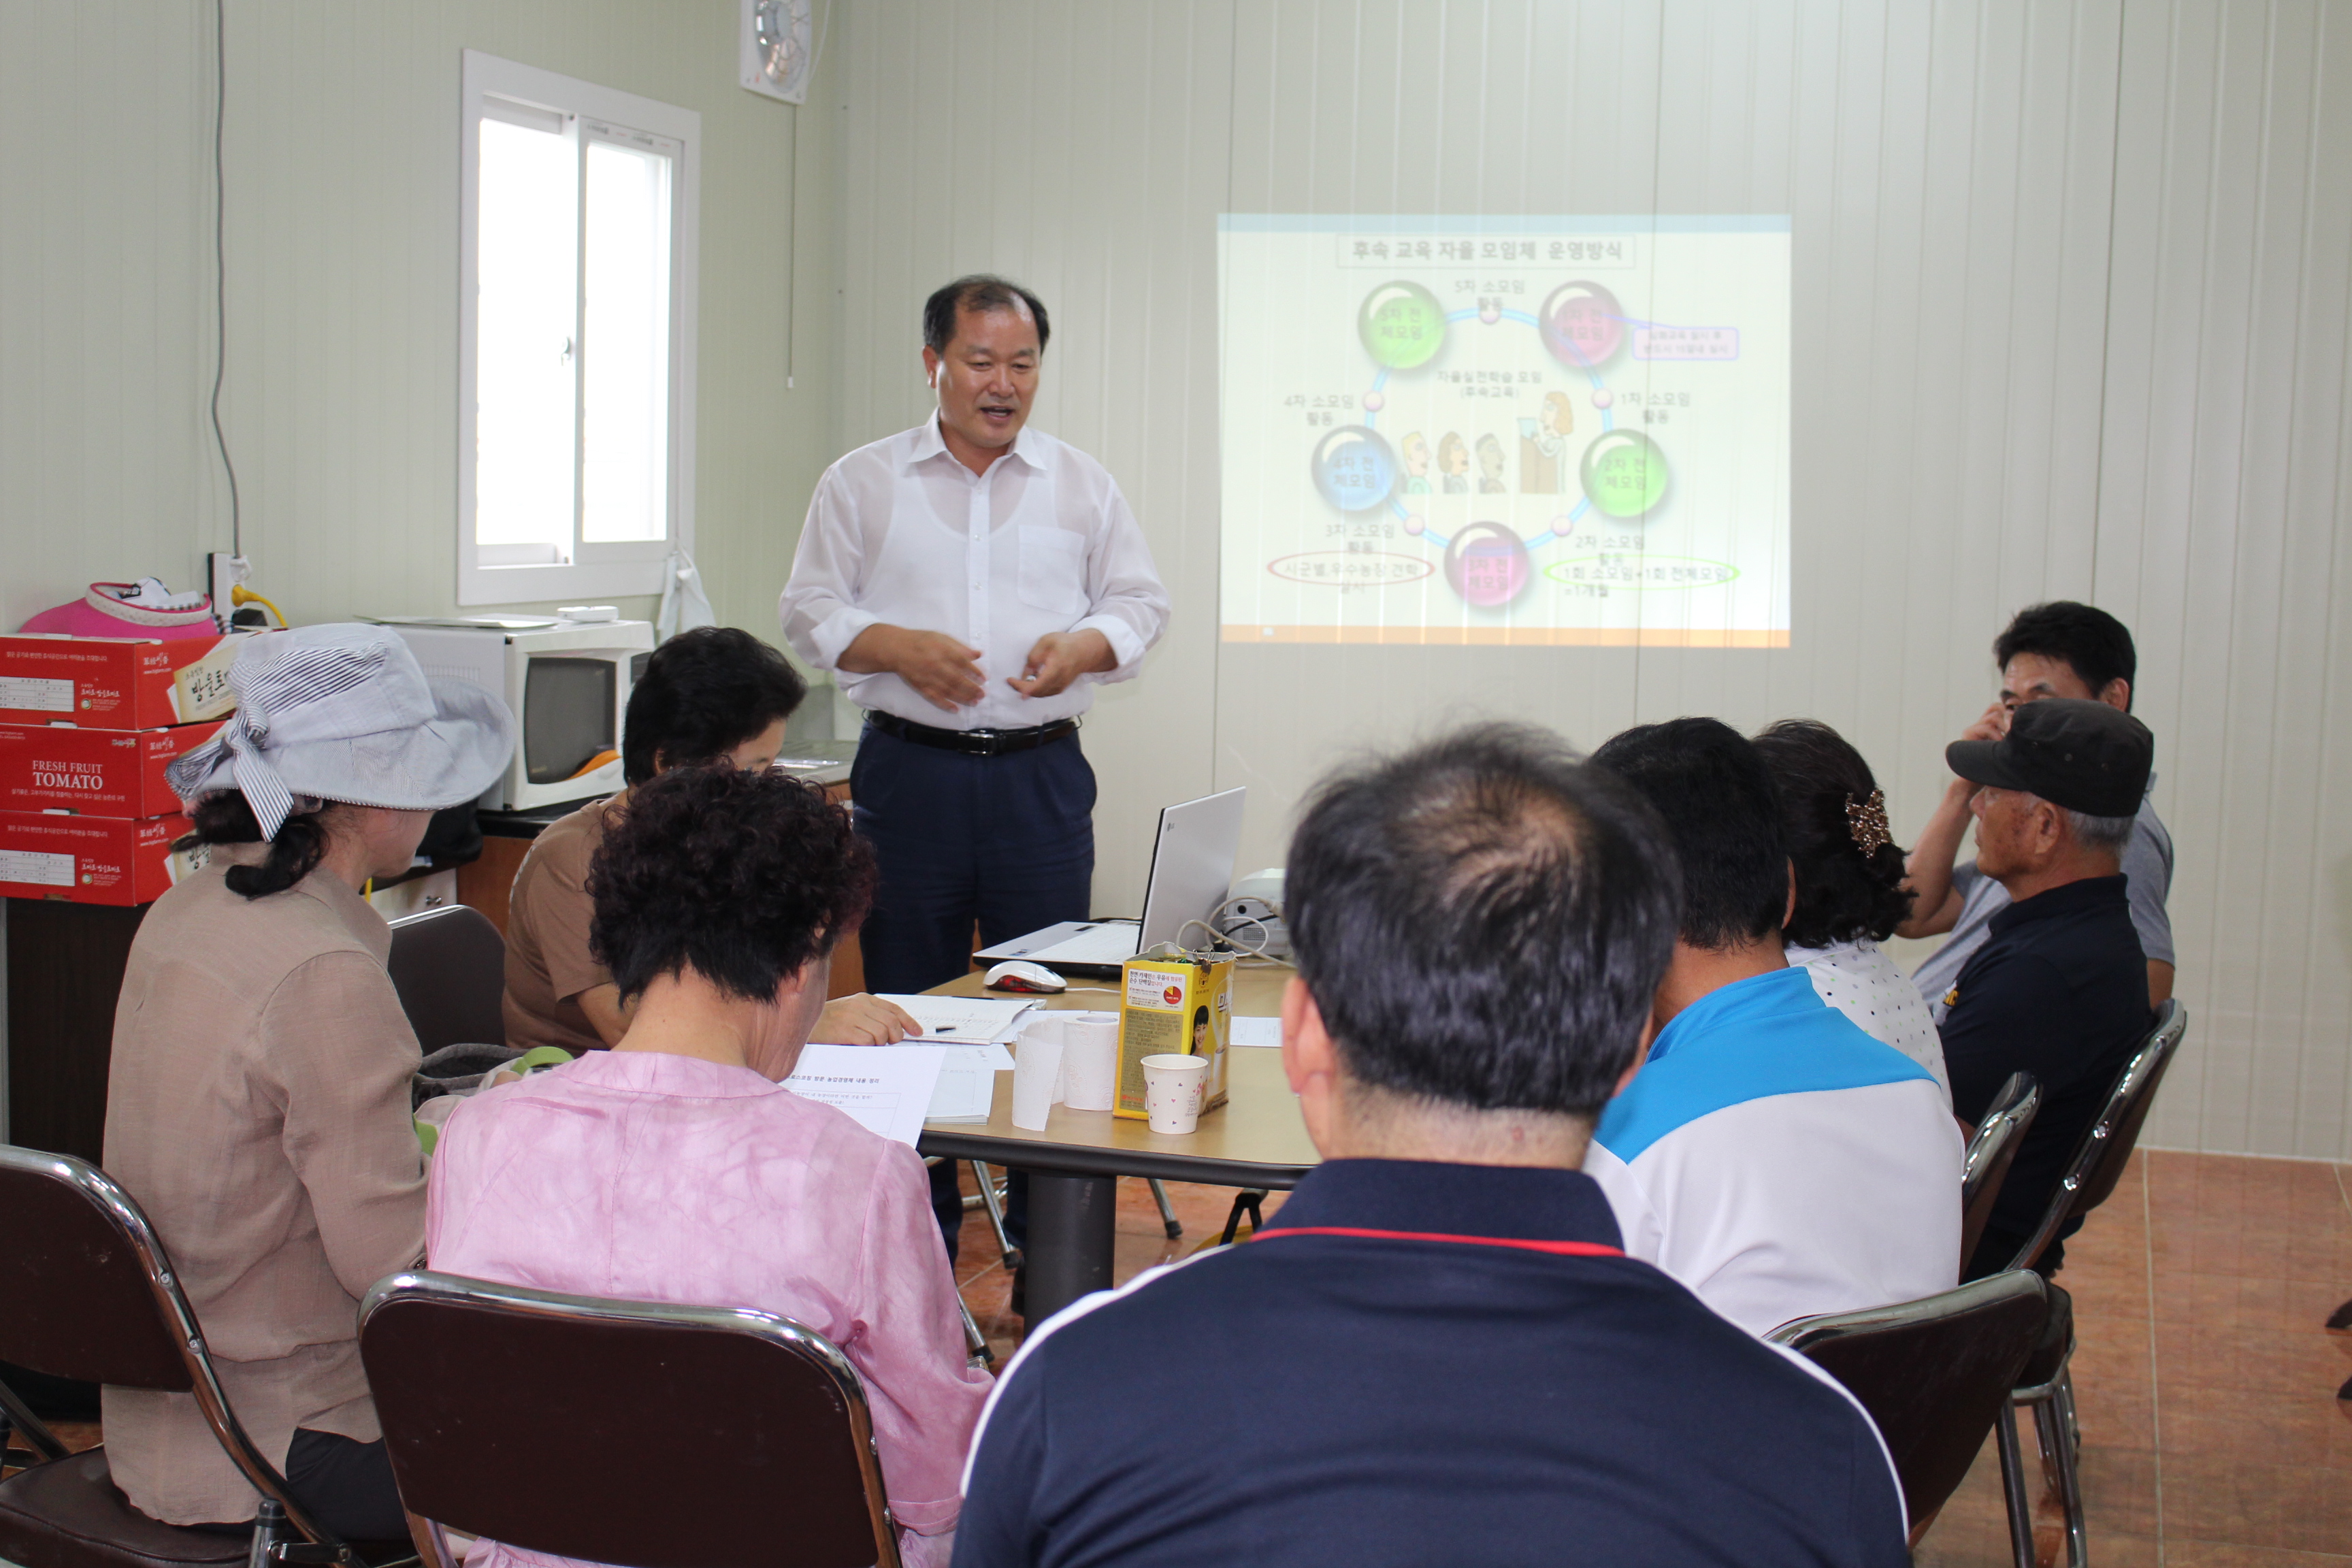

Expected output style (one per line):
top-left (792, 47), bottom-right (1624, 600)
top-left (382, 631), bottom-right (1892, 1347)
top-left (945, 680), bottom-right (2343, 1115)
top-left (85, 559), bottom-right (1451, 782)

top-left (1255, 1226), bottom-right (1623, 1258)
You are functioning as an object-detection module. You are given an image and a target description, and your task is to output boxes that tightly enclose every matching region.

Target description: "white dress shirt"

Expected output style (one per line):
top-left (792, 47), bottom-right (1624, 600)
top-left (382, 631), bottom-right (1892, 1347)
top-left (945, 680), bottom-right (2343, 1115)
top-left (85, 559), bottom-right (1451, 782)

top-left (779, 417), bottom-right (1171, 732)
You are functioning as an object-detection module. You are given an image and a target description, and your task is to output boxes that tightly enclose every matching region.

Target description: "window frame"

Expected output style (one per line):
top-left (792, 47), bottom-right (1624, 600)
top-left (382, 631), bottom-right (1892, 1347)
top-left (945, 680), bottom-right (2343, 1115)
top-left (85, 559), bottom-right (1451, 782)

top-left (457, 50), bottom-right (700, 606)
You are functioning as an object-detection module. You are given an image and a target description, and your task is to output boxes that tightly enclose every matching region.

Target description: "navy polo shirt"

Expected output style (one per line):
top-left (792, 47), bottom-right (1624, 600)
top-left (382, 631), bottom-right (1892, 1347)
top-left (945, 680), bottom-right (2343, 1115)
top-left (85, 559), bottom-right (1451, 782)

top-left (1940, 875), bottom-right (2151, 1264)
top-left (953, 1159), bottom-right (1906, 1568)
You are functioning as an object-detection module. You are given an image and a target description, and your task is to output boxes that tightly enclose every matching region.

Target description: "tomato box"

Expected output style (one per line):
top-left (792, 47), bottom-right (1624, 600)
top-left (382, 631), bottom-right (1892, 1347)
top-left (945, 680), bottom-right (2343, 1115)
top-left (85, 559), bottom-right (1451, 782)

top-left (0, 811), bottom-right (199, 906)
top-left (0, 632), bottom-right (248, 729)
top-left (0, 720), bottom-right (226, 817)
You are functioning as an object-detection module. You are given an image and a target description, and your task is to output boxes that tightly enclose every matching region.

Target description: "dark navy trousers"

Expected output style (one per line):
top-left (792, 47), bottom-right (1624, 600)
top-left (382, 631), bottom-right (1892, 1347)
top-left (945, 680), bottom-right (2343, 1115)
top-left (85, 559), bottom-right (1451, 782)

top-left (850, 722), bottom-right (1096, 1264)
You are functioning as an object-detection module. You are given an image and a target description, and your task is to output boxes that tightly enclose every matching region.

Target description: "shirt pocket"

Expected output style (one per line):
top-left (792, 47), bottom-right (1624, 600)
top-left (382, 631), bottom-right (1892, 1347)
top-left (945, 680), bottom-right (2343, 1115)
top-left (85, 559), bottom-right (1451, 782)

top-left (1016, 525), bottom-right (1091, 618)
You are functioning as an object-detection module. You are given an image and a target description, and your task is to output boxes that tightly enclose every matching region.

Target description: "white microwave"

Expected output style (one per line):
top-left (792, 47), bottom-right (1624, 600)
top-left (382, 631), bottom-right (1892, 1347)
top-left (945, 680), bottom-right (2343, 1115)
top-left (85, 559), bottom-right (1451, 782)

top-left (384, 619), bottom-right (655, 812)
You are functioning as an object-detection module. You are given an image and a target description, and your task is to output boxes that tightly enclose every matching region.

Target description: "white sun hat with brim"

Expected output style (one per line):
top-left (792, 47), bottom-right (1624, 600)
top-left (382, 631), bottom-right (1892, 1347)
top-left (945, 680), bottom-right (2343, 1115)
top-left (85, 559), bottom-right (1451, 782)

top-left (166, 623), bottom-right (517, 840)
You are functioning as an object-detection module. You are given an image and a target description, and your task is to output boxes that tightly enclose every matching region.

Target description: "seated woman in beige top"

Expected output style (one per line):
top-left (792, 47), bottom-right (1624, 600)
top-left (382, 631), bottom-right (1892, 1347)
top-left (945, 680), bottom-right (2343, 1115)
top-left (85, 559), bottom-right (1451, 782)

top-left (103, 624), bottom-right (514, 1537)
top-left (503, 627), bottom-right (916, 1054)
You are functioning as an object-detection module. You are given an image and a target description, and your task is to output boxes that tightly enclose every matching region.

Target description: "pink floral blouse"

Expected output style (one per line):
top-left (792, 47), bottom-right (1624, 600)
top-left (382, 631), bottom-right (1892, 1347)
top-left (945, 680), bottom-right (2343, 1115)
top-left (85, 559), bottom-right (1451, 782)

top-left (426, 1049), bottom-right (991, 1567)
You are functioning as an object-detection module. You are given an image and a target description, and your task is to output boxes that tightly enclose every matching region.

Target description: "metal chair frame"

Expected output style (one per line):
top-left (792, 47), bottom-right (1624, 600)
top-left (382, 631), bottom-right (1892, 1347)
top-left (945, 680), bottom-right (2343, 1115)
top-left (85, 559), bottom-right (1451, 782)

top-left (1959, 1073), bottom-right (2042, 1277)
top-left (1768, 1270), bottom-right (2048, 1547)
top-left (358, 1271), bottom-right (904, 1568)
top-left (1993, 999), bottom-right (2187, 1568)
top-left (0, 1145), bottom-right (378, 1567)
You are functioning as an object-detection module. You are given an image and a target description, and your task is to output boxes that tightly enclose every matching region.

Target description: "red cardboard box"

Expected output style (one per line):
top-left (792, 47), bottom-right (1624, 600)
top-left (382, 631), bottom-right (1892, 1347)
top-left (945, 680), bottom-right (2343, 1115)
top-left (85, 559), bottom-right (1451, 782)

top-left (0, 811), bottom-right (198, 906)
top-left (0, 720), bottom-right (227, 817)
top-left (0, 632), bottom-right (248, 728)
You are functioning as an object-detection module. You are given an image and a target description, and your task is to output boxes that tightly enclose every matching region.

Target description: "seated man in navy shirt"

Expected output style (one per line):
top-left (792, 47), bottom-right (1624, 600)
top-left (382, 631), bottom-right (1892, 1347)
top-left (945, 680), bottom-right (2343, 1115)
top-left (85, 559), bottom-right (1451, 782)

top-left (1941, 698), bottom-right (2157, 1279)
top-left (955, 725), bottom-right (1908, 1568)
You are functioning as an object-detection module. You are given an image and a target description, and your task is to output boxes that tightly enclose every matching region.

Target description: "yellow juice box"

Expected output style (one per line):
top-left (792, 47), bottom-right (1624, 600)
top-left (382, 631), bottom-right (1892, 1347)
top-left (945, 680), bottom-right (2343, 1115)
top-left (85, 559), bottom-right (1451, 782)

top-left (1115, 951), bottom-right (1233, 1120)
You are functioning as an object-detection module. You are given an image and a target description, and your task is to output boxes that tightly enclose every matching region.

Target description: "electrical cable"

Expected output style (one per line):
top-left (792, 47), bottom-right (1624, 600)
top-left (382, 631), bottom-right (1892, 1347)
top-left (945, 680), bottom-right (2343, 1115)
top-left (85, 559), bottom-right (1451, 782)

top-left (209, 0), bottom-right (242, 557)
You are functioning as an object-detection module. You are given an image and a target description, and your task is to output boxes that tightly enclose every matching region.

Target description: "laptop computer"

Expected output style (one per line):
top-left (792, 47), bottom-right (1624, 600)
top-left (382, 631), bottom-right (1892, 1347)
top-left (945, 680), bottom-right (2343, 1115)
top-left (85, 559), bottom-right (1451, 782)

top-left (974, 787), bottom-right (1247, 975)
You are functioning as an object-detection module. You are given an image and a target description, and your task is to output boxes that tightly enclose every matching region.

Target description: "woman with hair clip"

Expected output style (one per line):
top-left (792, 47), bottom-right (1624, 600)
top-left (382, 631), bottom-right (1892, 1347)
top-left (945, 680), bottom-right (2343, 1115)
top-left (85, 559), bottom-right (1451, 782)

top-left (1752, 719), bottom-right (1951, 1103)
top-left (101, 624), bottom-right (515, 1539)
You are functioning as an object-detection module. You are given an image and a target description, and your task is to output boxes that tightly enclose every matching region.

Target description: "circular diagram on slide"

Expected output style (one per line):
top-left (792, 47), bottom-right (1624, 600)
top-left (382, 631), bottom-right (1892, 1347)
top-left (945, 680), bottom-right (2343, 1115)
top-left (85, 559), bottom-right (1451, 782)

top-left (1306, 276), bottom-right (1675, 608)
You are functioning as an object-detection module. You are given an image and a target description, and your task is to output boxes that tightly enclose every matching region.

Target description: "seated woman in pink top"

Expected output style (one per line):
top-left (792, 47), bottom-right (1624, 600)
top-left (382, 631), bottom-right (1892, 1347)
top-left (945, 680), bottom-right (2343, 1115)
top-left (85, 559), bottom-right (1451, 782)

top-left (427, 764), bottom-right (991, 1567)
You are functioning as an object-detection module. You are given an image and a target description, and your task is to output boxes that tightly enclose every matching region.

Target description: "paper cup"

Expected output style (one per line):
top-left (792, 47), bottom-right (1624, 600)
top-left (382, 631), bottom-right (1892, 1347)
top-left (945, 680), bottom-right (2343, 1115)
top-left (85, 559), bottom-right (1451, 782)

top-left (1011, 1034), bottom-right (1066, 1131)
top-left (1141, 1053), bottom-right (1208, 1134)
top-left (1060, 1016), bottom-right (1120, 1111)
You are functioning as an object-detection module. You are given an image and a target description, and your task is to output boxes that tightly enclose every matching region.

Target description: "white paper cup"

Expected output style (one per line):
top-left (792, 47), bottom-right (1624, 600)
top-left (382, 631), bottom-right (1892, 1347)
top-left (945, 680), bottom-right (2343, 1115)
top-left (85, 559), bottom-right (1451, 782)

top-left (1141, 1054), bottom-right (1208, 1134)
top-left (1010, 1034), bottom-right (1066, 1131)
top-left (1060, 1016), bottom-right (1120, 1111)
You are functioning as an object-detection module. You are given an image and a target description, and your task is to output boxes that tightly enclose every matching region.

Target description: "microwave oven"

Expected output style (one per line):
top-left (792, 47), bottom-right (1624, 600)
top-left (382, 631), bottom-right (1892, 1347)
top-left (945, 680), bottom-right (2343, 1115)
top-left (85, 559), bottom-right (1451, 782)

top-left (385, 619), bottom-right (655, 812)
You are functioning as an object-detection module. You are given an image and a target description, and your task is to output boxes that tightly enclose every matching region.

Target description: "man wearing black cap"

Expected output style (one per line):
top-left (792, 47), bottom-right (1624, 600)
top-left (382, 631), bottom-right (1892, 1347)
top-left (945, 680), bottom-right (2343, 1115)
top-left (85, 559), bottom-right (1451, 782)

top-left (1941, 698), bottom-right (2158, 1279)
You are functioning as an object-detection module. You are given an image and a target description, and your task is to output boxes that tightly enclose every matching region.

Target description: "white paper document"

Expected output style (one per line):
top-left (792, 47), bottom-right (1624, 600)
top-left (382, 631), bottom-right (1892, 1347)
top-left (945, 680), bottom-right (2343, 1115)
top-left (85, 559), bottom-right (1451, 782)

top-left (924, 1043), bottom-right (1017, 1122)
top-left (1229, 1015), bottom-right (1283, 1048)
top-left (784, 1044), bottom-right (946, 1146)
top-left (868, 994), bottom-right (1039, 1043)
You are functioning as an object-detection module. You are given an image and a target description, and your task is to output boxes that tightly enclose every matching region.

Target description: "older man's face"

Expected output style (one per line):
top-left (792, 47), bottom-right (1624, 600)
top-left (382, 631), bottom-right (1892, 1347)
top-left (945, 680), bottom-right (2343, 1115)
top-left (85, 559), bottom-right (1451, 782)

top-left (924, 302), bottom-right (1041, 466)
top-left (1970, 785), bottom-right (2048, 881)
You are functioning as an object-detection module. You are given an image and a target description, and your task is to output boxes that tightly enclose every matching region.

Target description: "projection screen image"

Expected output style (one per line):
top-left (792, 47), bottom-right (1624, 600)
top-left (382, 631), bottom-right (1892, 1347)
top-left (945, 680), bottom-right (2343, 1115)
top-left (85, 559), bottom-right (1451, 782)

top-left (1219, 216), bottom-right (1791, 646)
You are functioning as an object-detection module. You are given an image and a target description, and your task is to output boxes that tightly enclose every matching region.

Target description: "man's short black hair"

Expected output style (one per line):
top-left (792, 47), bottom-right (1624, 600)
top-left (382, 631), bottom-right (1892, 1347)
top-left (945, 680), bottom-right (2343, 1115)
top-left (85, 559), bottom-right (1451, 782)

top-left (1751, 719), bottom-right (1912, 948)
top-left (1590, 717), bottom-right (1786, 950)
top-left (1993, 601), bottom-right (2137, 710)
top-left (621, 627), bottom-right (806, 785)
top-left (1285, 724), bottom-right (1680, 1119)
top-left (589, 765), bottom-right (875, 1004)
top-left (922, 274), bottom-right (1051, 357)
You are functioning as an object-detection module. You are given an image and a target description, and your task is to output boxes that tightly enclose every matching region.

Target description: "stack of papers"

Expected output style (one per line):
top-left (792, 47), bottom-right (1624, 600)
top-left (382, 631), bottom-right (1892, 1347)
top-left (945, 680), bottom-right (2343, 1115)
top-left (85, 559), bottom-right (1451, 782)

top-left (1230, 1016), bottom-right (1282, 1047)
top-left (783, 1043), bottom-right (947, 1147)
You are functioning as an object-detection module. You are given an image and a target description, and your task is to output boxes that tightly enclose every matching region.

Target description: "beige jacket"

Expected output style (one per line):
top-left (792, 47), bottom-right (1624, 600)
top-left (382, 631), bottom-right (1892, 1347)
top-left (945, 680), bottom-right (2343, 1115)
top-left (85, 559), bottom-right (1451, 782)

top-left (101, 847), bottom-right (425, 1526)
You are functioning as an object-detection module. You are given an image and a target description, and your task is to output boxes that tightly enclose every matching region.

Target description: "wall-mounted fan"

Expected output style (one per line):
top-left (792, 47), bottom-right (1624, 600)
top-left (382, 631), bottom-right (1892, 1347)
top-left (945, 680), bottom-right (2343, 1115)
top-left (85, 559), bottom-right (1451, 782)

top-left (740, 0), bottom-right (815, 103)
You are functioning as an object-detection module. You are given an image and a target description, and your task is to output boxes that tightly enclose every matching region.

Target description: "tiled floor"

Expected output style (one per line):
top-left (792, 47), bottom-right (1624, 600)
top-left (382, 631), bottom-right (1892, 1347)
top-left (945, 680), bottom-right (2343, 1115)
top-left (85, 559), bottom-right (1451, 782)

top-left (1912, 1149), bottom-right (2352, 1565)
top-left (13, 1153), bottom-right (2348, 1564)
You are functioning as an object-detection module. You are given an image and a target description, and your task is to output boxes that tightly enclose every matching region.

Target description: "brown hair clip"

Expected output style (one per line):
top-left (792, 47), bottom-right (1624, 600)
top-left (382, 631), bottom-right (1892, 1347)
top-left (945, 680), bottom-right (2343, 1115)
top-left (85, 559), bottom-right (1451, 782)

top-left (1844, 789), bottom-right (1891, 857)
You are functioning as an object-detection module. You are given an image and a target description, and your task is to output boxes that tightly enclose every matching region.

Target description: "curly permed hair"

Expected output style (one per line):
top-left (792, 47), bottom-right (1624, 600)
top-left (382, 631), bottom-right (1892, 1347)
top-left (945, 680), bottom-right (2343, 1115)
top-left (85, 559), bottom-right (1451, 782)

top-left (1750, 719), bottom-right (1913, 948)
top-left (587, 765), bottom-right (877, 1004)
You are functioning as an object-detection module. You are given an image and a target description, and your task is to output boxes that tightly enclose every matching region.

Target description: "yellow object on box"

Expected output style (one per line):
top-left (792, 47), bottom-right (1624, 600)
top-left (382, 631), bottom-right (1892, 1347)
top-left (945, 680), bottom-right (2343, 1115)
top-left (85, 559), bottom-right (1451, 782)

top-left (1115, 950), bottom-right (1234, 1120)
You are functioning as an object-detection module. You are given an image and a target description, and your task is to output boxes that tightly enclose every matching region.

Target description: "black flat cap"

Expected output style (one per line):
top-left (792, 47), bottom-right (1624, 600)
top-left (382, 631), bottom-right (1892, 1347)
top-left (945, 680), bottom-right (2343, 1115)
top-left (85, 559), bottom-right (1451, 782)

top-left (1946, 698), bottom-right (2153, 818)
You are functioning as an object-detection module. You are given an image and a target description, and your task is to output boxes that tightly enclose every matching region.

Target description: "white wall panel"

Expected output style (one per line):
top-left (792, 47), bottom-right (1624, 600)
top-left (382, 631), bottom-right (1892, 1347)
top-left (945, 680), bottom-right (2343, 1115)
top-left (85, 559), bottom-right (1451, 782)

top-left (0, 0), bottom-right (838, 642)
top-left (833, 0), bottom-right (2352, 1158)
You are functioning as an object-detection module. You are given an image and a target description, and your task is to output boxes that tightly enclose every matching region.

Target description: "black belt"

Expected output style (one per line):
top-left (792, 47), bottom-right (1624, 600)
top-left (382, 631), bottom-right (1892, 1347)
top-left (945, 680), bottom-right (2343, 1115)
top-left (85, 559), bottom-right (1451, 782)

top-left (865, 711), bottom-right (1079, 757)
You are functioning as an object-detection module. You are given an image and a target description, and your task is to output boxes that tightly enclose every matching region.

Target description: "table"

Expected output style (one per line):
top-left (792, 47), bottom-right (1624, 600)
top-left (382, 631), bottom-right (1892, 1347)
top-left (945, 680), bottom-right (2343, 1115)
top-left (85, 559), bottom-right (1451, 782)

top-left (916, 966), bottom-right (1318, 1322)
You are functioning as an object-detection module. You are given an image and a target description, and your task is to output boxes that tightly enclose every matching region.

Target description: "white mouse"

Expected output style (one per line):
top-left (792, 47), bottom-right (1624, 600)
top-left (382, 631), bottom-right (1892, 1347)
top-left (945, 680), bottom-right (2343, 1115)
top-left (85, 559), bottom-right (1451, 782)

top-left (984, 959), bottom-right (1068, 994)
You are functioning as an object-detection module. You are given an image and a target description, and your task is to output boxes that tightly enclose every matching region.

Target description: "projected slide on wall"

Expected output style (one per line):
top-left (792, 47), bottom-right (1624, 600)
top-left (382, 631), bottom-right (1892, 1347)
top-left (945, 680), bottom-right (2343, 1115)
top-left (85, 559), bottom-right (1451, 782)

top-left (1219, 216), bottom-right (1790, 647)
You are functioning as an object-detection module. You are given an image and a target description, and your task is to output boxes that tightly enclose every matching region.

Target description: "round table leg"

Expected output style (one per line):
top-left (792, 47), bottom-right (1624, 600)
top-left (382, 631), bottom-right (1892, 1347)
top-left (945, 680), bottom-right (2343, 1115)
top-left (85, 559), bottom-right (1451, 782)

top-left (1022, 1171), bottom-right (1117, 1322)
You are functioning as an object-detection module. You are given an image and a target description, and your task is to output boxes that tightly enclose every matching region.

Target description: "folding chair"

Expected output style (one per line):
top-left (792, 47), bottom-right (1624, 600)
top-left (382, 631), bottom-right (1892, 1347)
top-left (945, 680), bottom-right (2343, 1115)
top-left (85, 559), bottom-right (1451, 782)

top-left (1768, 1270), bottom-right (2048, 1548)
top-left (383, 906), bottom-right (507, 1051)
top-left (1959, 1073), bottom-right (2042, 1278)
top-left (358, 1271), bottom-right (902, 1568)
top-left (1993, 999), bottom-right (2187, 1568)
top-left (0, 1145), bottom-right (392, 1568)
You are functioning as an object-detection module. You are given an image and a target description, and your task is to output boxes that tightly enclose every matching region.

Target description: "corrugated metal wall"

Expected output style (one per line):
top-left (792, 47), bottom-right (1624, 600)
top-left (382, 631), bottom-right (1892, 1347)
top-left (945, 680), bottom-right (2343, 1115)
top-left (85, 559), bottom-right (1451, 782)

top-left (836, 0), bottom-right (2352, 1160)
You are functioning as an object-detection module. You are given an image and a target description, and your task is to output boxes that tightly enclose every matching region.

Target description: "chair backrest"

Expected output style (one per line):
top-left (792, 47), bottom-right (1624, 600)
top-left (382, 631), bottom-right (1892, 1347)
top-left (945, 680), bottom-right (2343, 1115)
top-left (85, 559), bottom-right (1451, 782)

top-left (1958, 1072), bottom-right (2042, 1273)
top-left (385, 904), bottom-right (508, 1051)
top-left (358, 1271), bottom-right (902, 1568)
top-left (2010, 999), bottom-right (2187, 1273)
top-left (1768, 1270), bottom-right (2048, 1528)
top-left (0, 1146), bottom-right (199, 1392)
top-left (0, 1145), bottom-right (342, 1547)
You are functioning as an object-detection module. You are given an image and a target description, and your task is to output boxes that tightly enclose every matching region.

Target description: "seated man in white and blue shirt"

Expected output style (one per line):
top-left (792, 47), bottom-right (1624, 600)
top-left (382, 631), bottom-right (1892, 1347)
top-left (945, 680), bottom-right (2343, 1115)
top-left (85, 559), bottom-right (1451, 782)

top-left (954, 725), bottom-right (1908, 1568)
top-left (1586, 718), bottom-right (1963, 1337)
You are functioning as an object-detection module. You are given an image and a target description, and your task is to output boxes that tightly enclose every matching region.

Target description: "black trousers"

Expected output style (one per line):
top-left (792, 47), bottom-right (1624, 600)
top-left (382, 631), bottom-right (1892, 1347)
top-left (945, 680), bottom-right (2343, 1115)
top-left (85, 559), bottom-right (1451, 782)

top-left (851, 724), bottom-right (1096, 1266)
top-left (193, 1428), bottom-right (407, 1543)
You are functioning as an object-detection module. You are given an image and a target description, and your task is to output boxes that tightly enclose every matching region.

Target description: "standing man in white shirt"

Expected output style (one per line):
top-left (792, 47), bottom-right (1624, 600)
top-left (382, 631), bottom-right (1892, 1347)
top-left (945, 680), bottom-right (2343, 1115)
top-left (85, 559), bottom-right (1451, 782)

top-left (779, 276), bottom-right (1170, 1271)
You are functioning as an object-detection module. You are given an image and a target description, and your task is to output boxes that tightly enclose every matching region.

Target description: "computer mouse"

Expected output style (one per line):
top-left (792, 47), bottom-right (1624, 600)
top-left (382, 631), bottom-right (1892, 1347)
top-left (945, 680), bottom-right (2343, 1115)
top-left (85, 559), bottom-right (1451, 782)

top-left (985, 960), bottom-right (1067, 994)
